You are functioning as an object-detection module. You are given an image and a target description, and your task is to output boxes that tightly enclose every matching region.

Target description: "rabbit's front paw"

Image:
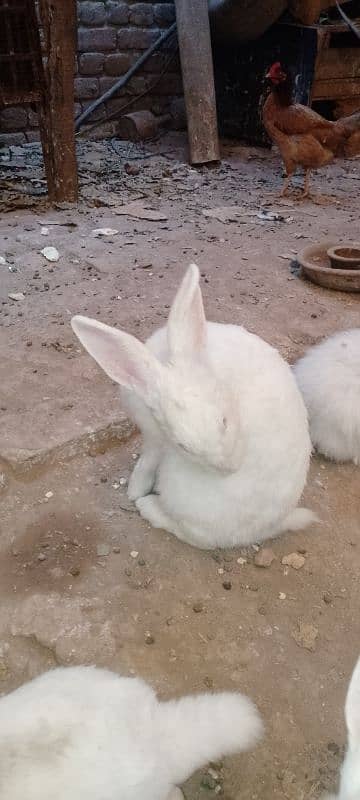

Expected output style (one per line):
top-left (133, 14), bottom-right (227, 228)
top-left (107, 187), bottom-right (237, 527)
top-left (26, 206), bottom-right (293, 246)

top-left (127, 451), bottom-right (160, 501)
top-left (127, 459), bottom-right (155, 501)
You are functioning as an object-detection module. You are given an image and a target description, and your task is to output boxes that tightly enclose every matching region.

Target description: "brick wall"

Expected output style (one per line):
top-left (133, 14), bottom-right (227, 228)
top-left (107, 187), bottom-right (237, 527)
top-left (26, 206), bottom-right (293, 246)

top-left (0, 0), bottom-right (182, 146)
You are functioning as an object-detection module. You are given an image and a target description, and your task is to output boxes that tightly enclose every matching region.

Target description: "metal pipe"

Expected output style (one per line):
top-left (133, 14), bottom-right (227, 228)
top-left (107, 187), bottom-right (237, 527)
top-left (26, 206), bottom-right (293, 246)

top-left (75, 22), bottom-right (177, 131)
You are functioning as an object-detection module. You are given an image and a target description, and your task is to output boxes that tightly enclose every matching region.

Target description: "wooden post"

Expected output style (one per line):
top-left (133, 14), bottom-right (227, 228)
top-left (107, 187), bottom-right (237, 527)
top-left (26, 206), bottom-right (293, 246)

top-left (174, 0), bottom-right (220, 165)
top-left (38, 0), bottom-right (78, 203)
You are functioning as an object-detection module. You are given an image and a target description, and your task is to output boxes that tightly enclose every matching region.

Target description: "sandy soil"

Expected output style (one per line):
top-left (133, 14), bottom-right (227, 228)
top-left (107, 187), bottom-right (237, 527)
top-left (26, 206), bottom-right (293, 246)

top-left (0, 133), bottom-right (359, 799)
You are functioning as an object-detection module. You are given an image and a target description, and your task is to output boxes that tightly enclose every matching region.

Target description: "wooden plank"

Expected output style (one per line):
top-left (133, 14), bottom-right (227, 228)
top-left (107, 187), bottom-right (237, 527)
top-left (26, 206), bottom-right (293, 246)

top-left (315, 49), bottom-right (360, 81)
top-left (38, 0), bottom-right (78, 203)
top-left (289, 0), bottom-right (351, 26)
top-left (174, 0), bottom-right (220, 164)
top-left (312, 78), bottom-right (360, 99)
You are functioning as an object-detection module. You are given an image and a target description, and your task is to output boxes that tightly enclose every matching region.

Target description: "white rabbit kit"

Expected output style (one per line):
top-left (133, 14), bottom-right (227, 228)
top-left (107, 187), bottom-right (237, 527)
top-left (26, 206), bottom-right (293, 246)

top-left (72, 263), bottom-right (314, 549)
top-left (294, 329), bottom-right (360, 465)
top-left (324, 655), bottom-right (360, 800)
top-left (0, 665), bottom-right (263, 800)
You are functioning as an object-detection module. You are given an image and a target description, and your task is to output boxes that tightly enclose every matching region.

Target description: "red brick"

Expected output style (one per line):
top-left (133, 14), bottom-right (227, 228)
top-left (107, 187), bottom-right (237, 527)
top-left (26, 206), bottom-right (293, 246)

top-left (107, 1), bottom-right (129, 24)
top-left (81, 100), bottom-right (107, 121)
top-left (154, 3), bottom-right (175, 25)
top-left (0, 132), bottom-right (26, 145)
top-left (79, 52), bottom-right (105, 75)
top-left (105, 53), bottom-right (131, 76)
top-left (74, 76), bottom-right (100, 99)
top-left (98, 76), bottom-right (128, 97)
top-left (78, 27), bottom-right (116, 52)
top-left (117, 27), bottom-right (161, 49)
top-left (78, 1), bottom-right (106, 26)
top-left (129, 4), bottom-right (154, 26)
top-left (155, 73), bottom-right (183, 95)
top-left (0, 107), bottom-right (28, 131)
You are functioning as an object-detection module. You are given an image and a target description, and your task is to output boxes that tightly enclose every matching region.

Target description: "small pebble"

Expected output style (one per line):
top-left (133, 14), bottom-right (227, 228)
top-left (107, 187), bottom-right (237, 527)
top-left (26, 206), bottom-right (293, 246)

top-left (138, 557), bottom-right (146, 566)
top-left (193, 601), bottom-right (204, 613)
top-left (254, 547), bottom-right (275, 568)
top-left (130, 550), bottom-right (139, 559)
top-left (113, 546), bottom-right (121, 554)
top-left (279, 592), bottom-right (286, 600)
top-left (69, 566), bottom-right (80, 577)
top-left (282, 552), bottom-right (305, 570)
top-left (222, 580), bottom-right (232, 590)
top-left (237, 557), bottom-right (247, 565)
top-left (45, 491), bottom-right (53, 499)
top-left (323, 591), bottom-right (333, 605)
top-left (145, 632), bottom-right (155, 645)
top-left (125, 567), bottom-right (132, 577)
top-left (38, 553), bottom-right (46, 562)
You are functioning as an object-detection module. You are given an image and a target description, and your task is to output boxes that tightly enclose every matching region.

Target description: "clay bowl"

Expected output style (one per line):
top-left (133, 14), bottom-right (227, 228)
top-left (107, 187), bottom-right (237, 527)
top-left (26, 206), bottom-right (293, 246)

top-left (298, 240), bottom-right (360, 292)
top-left (327, 244), bottom-right (360, 270)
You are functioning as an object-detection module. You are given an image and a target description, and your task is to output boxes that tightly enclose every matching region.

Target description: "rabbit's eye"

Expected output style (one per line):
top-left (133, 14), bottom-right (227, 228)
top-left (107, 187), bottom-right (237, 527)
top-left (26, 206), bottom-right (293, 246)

top-left (222, 416), bottom-right (228, 430)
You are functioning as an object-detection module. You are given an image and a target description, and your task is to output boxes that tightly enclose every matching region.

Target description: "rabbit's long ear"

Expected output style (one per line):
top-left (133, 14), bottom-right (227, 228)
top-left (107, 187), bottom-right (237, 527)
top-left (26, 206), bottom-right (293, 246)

top-left (71, 316), bottom-right (161, 397)
top-left (345, 656), bottom-right (360, 751)
top-left (167, 263), bottom-right (207, 359)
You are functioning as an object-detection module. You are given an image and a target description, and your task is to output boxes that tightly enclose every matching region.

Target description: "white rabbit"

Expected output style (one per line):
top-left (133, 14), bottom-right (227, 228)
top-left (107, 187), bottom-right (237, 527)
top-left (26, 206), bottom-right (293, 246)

top-left (323, 655), bottom-right (360, 800)
top-left (294, 329), bottom-right (360, 465)
top-left (0, 665), bottom-right (263, 800)
top-left (72, 263), bottom-right (314, 549)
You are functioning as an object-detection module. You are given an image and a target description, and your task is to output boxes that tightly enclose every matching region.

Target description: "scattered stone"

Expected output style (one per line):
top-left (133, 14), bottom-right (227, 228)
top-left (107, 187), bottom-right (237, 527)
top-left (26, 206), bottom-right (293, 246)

top-left (69, 566), bottom-right (80, 577)
top-left (8, 292), bottom-right (25, 301)
top-left (323, 591), bottom-right (333, 605)
top-left (113, 546), bottom-right (121, 554)
top-left (258, 604), bottom-right (267, 615)
top-left (145, 632), bottom-right (155, 645)
top-left (124, 567), bottom-right (132, 577)
top-left (0, 256), bottom-right (6, 265)
top-left (37, 553), bottom-right (47, 562)
top-left (293, 621), bottom-right (318, 651)
top-left (222, 580), bottom-right (232, 590)
top-left (119, 477), bottom-right (127, 486)
top-left (130, 550), bottom-right (139, 559)
top-left (100, 476), bottom-right (108, 483)
top-left (92, 227), bottom-right (119, 237)
top-left (124, 162), bottom-right (140, 176)
top-left (282, 552), bottom-right (305, 570)
top-left (279, 592), bottom-right (287, 600)
top-left (193, 601), bottom-right (204, 613)
top-left (237, 557), bottom-right (247, 565)
top-left (96, 543), bottom-right (110, 557)
top-left (254, 547), bottom-right (276, 568)
top-left (138, 557), bottom-right (146, 566)
top-left (45, 490), bottom-right (53, 499)
top-left (41, 246), bottom-right (60, 262)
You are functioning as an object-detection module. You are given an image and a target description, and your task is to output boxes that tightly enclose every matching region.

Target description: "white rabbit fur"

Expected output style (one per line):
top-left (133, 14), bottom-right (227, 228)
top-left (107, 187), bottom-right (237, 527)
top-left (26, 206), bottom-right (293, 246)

top-left (72, 263), bottom-right (314, 549)
top-left (323, 656), bottom-right (360, 800)
top-left (294, 329), bottom-right (360, 465)
top-left (0, 665), bottom-right (263, 800)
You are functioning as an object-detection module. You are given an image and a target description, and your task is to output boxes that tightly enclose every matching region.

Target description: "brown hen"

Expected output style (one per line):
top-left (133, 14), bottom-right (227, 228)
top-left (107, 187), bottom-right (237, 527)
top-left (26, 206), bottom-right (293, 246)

top-left (262, 61), bottom-right (360, 198)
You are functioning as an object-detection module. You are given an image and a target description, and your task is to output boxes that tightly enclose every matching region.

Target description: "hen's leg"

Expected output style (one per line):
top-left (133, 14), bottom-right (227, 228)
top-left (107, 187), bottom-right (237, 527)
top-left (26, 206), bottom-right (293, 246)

top-left (301, 169), bottom-right (311, 198)
top-left (280, 174), bottom-right (291, 197)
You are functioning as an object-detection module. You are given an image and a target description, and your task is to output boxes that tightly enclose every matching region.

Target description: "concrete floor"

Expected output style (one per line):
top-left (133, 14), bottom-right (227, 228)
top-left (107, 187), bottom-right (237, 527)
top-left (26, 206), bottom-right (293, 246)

top-left (0, 134), bottom-right (359, 798)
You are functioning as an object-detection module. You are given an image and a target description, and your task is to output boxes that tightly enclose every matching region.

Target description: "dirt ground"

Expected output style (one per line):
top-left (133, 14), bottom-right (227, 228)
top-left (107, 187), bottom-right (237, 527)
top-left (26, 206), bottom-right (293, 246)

top-left (0, 133), bottom-right (359, 799)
